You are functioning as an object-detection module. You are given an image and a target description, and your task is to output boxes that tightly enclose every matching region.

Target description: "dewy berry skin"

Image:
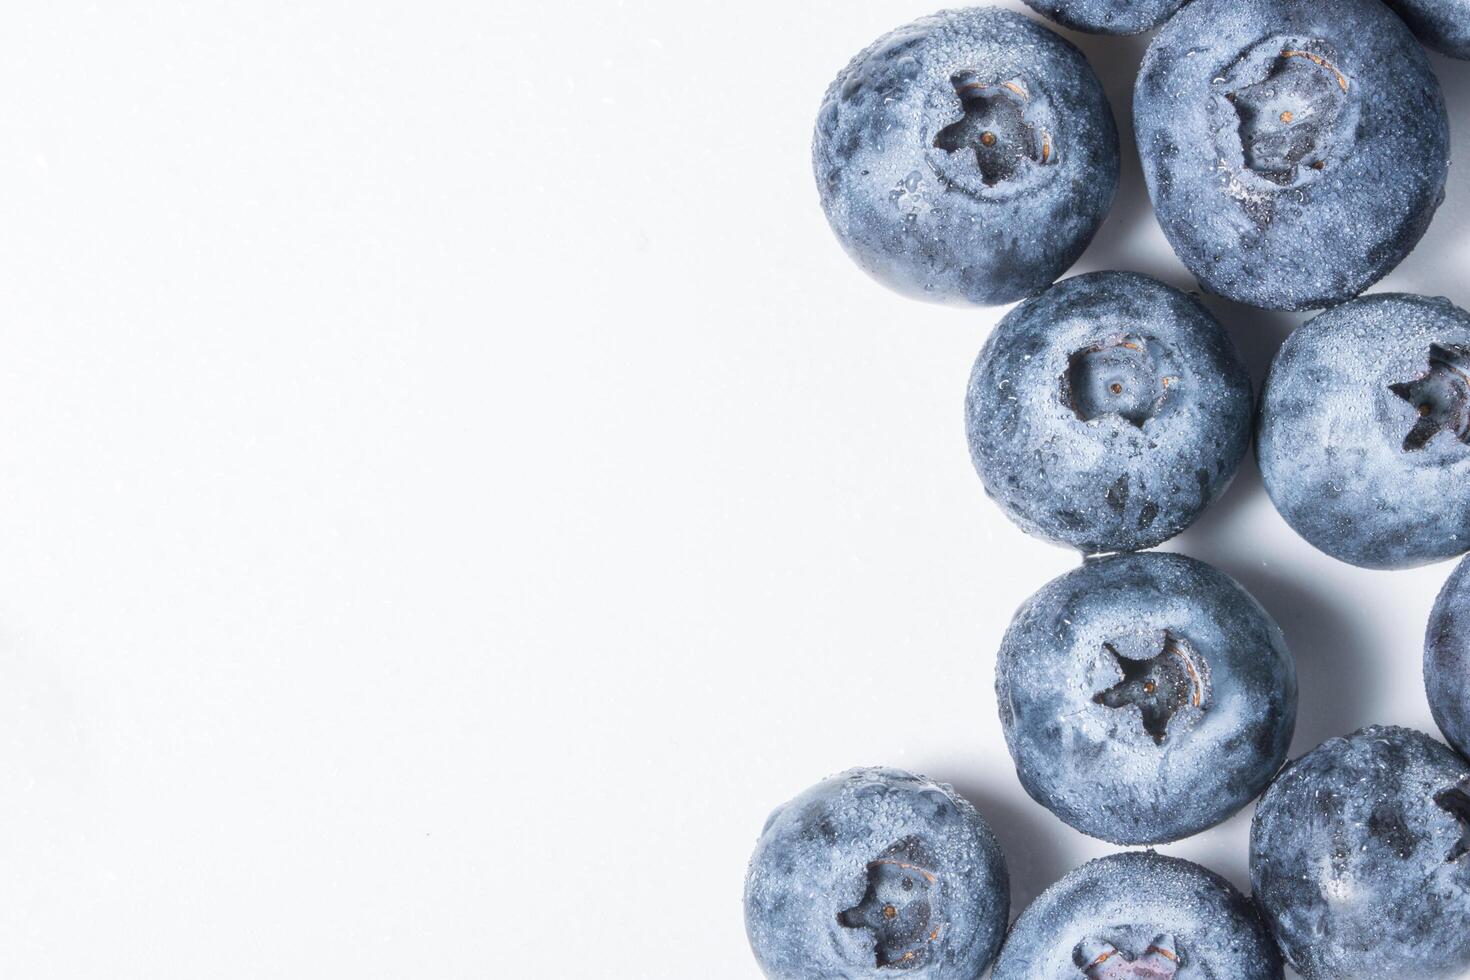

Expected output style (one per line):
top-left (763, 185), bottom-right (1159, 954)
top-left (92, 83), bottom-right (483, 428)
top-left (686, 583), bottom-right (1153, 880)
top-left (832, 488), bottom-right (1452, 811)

top-left (1135, 0), bottom-right (1449, 310)
top-left (813, 8), bottom-right (1119, 306)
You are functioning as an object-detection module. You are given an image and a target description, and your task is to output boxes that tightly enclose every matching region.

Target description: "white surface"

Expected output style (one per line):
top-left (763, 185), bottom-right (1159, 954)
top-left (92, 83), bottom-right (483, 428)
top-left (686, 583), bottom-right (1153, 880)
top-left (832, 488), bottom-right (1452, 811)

top-left (0, 2), bottom-right (1468, 977)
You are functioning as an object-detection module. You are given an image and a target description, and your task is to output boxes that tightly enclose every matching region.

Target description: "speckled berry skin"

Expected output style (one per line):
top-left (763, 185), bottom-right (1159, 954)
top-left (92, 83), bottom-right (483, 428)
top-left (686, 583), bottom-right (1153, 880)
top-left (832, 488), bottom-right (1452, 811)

top-left (1251, 726), bottom-right (1470, 980)
top-left (743, 768), bottom-right (1009, 979)
top-left (1134, 0), bottom-right (1449, 311)
top-left (1427, 557), bottom-right (1470, 760)
top-left (813, 8), bottom-right (1119, 306)
top-left (966, 273), bottom-right (1251, 555)
top-left (992, 851), bottom-right (1283, 979)
top-left (996, 552), bottom-right (1296, 845)
top-left (1022, 0), bottom-right (1190, 35)
top-left (1258, 294), bottom-right (1470, 569)
top-left (1384, 0), bottom-right (1470, 59)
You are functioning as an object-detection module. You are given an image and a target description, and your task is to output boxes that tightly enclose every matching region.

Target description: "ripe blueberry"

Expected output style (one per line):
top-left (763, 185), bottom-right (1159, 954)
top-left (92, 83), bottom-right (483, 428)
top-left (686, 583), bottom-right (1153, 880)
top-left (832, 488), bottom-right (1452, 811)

top-left (1426, 555), bottom-right (1470, 761)
top-left (1251, 726), bottom-right (1470, 979)
top-left (1258, 294), bottom-right (1470, 569)
top-left (1135, 0), bottom-right (1449, 310)
top-left (744, 768), bottom-right (1009, 978)
top-left (966, 272), bottom-right (1251, 555)
top-left (813, 8), bottom-right (1119, 306)
top-left (991, 851), bottom-right (1283, 979)
top-left (996, 552), bottom-right (1296, 844)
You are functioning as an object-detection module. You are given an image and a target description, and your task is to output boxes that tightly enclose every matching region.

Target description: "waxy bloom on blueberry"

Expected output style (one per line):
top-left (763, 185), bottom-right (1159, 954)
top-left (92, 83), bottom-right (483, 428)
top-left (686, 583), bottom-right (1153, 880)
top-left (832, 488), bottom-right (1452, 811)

top-left (1258, 294), bottom-right (1470, 569)
top-left (1426, 555), bottom-right (1470, 762)
top-left (966, 272), bottom-right (1251, 555)
top-left (1135, 0), bottom-right (1449, 310)
top-left (1021, 0), bottom-right (1192, 36)
top-left (1251, 726), bottom-right (1470, 980)
top-left (813, 8), bottom-right (1119, 305)
top-left (995, 553), bottom-right (1296, 845)
top-left (744, 768), bottom-right (1008, 979)
top-left (991, 851), bottom-right (1283, 979)
top-left (1383, 0), bottom-right (1470, 60)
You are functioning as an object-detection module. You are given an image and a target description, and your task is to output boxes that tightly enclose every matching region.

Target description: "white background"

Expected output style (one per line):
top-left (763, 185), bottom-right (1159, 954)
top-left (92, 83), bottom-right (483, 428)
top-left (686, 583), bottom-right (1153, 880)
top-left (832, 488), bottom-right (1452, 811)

top-left (0, 1), bottom-right (1467, 977)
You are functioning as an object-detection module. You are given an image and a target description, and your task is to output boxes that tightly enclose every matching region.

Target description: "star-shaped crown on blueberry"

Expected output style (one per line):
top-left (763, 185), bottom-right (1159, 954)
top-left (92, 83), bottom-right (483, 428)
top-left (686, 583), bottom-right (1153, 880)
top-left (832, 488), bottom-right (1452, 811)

top-left (1093, 631), bottom-right (1210, 745)
top-left (837, 836), bottom-right (944, 970)
top-left (934, 74), bottom-right (1052, 187)
top-left (1388, 343), bottom-right (1470, 452)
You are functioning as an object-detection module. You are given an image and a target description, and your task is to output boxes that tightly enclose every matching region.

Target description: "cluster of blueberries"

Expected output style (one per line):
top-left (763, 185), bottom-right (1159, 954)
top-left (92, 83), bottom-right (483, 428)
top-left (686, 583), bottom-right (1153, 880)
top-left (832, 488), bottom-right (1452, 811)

top-left (745, 0), bottom-right (1470, 978)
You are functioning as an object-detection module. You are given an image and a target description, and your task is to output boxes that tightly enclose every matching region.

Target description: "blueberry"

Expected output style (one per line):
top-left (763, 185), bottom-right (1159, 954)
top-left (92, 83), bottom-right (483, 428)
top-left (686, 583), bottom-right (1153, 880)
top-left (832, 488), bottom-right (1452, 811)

top-left (1383, 0), bottom-right (1470, 59)
top-left (966, 272), bottom-right (1251, 555)
top-left (1021, 0), bottom-right (1190, 36)
top-left (1426, 556), bottom-right (1470, 760)
top-left (1134, 0), bottom-right (1449, 310)
top-left (813, 8), bottom-right (1119, 306)
top-left (743, 768), bottom-right (1009, 978)
top-left (991, 851), bottom-right (1283, 979)
top-left (996, 552), bottom-right (1296, 845)
top-left (1251, 726), bottom-right (1470, 979)
top-left (1257, 293), bottom-right (1470, 569)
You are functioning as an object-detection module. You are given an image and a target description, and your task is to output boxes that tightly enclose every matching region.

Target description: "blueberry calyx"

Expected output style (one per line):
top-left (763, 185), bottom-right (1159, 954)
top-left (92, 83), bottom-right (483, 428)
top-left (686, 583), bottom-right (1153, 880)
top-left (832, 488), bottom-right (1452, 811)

top-left (837, 837), bottom-right (943, 969)
top-left (1061, 335), bottom-right (1181, 428)
top-left (1093, 631), bottom-right (1210, 744)
top-left (1231, 50), bottom-right (1346, 183)
top-left (931, 71), bottom-right (1062, 200)
top-left (1211, 38), bottom-right (1354, 194)
top-left (1388, 343), bottom-right (1470, 452)
top-left (1074, 934), bottom-right (1182, 978)
top-left (934, 74), bottom-right (1054, 188)
top-left (1434, 779), bottom-right (1470, 864)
